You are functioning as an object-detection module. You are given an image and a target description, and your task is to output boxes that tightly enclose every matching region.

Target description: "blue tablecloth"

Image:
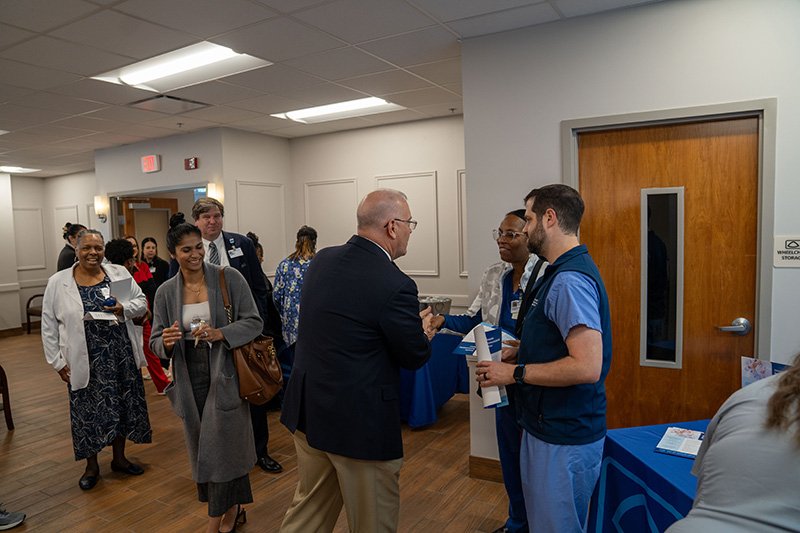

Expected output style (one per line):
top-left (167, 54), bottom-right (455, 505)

top-left (587, 419), bottom-right (710, 533)
top-left (399, 333), bottom-right (469, 428)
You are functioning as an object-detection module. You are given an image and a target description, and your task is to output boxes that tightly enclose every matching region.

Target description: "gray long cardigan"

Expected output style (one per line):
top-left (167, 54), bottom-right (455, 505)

top-left (150, 263), bottom-right (263, 484)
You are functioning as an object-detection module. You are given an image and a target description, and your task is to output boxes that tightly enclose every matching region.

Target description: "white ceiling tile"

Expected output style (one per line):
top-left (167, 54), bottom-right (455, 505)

top-left (211, 17), bottom-right (344, 62)
top-left (358, 26), bottom-right (460, 67)
top-left (145, 116), bottom-right (219, 131)
top-left (267, 116), bottom-right (372, 137)
top-left (166, 81), bottom-right (266, 106)
top-left (441, 81), bottom-right (461, 95)
top-left (252, 0), bottom-right (332, 14)
top-left (178, 105), bottom-right (264, 124)
top-left (0, 23), bottom-right (36, 49)
top-left (9, 92), bottom-right (108, 115)
top-left (48, 78), bottom-right (155, 105)
top-left (360, 108), bottom-right (427, 125)
top-left (52, 10), bottom-right (197, 60)
top-left (411, 101), bottom-right (463, 117)
top-left (553, 0), bottom-right (657, 18)
top-left (0, 37), bottom-right (132, 76)
top-left (0, 84), bottom-right (34, 104)
top-left (51, 115), bottom-right (121, 132)
top-left (76, 131), bottom-right (148, 148)
top-left (227, 94), bottom-right (308, 114)
top-left (293, 0), bottom-right (436, 44)
top-left (51, 135), bottom-right (117, 151)
top-left (15, 124), bottom-right (98, 142)
top-left (406, 57), bottom-right (461, 85)
top-left (107, 123), bottom-right (175, 138)
top-left (283, 47), bottom-right (394, 81)
top-left (227, 115), bottom-right (293, 132)
top-left (0, 103), bottom-right (70, 127)
top-left (340, 69), bottom-right (432, 96)
top-left (385, 86), bottom-right (459, 107)
top-left (0, 0), bottom-right (99, 32)
top-left (289, 83), bottom-right (369, 106)
top-left (84, 105), bottom-right (170, 123)
top-left (116, 0), bottom-right (277, 38)
top-left (409, 0), bottom-right (541, 21)
top-left (447, 2), bottom-right (560, 38)
top-left (222, 64), bottom-right (324, 95)
top-left (0, 59), bottom-right (82, 90)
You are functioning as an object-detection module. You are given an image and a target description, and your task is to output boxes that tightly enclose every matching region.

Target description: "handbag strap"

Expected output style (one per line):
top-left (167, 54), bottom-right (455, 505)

top-left (218, 268), bottom-right (233, 325)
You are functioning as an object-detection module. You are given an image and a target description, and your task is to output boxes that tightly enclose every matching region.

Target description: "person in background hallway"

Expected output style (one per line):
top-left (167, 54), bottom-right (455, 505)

top-left (57, 222), bottom-right (86, 271)
top-left (150, 218), bottom-right (262, 533)
top-left (186, 199), bottom-right (283, 474)
top-left (273, 225), bottom-right (317, 347)
top-left (478, 184), bottom-right (612, 533)
top-left (105, 238), bottom-right (171, 395)
top-left (666, 355), bottom-right (800, 532)
top-left (279, 189), bottom-right (435, 533)
top-left (41, 229), bottom-right (151, 491)
top-left (429, 209), bottom-right (546, 533)
top-left (142, 237), bottom-right (170, 289)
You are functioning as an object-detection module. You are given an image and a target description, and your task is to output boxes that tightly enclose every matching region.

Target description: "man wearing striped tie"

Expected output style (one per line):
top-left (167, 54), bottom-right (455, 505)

top-left (191, 197), bottom-right (285, 475)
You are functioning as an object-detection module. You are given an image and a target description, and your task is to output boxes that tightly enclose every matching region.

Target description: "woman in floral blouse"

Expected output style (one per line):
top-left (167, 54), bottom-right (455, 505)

top-left (273, 226), bottom-right (317, 346)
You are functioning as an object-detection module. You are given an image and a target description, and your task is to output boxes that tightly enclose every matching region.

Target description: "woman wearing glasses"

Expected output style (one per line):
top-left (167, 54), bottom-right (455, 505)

top-left (429, 209), bottom-right (546, 533)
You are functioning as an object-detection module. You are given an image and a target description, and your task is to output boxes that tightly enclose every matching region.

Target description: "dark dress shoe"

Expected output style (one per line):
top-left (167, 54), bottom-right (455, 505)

top-left (79, 473), bottom-right (99, 490)
top-left (110, 461), bottom-right (145, 475)
top-left (256, 455), bottom-right (283, 473)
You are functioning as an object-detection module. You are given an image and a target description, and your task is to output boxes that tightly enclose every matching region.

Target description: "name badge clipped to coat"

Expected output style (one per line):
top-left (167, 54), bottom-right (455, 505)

top-left (228, 247), bottom-right (244, 259)
top-left (510, 298), bottom-right (522, 320)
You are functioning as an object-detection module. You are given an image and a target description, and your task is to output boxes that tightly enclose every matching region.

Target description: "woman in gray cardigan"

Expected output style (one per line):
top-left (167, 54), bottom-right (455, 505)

top-left (150, 219), bottom-right (262, 533)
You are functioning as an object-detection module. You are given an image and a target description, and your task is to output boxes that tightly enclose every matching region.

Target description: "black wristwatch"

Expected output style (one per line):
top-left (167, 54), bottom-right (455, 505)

top-left (513, 364), bottom-right (526, 385)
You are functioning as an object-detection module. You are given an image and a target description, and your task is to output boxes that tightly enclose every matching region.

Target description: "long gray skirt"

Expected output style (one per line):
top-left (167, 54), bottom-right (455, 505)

top-left (185, 341), bottom-right (253, 517)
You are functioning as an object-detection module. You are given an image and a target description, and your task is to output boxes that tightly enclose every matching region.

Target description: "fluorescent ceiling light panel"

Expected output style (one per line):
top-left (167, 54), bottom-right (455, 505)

top-left (92, 42), bottom-right (272, 93)
top-left (271, 97), bottom-right (405, 124)
top-left (0, 130), bottom-right (9, 136)
top-left (0, 166), bottom-right (41, 173)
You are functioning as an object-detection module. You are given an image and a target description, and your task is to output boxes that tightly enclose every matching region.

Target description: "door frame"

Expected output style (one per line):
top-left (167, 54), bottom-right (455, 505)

top-left (560, 98), bottom-right (777, 360)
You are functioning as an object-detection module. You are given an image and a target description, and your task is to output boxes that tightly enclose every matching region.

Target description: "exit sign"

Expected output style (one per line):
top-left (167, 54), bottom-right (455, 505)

top-left (184, 157), bottom-right (199, 170)
top-left (141, 154), bottom-right (161, 173)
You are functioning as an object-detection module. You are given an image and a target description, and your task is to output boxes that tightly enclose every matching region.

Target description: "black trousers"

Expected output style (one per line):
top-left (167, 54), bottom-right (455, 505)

top-left (249, 401), bottom-right (270, 458)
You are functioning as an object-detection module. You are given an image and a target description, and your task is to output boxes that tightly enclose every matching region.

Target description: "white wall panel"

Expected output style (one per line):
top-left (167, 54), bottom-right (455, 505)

top-left (304, 179), bottom-right (358, 251)
top-left (235, 181), bottom-right (286, 276)
top-left (376, 171), bottom-right (439, 276)
top-left (457, 169), bottom-right (468, 277)
top-left (13, 208), bottom-right (46, 271)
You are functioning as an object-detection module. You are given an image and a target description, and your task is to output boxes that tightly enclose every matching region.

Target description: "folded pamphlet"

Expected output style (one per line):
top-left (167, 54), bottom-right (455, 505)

top-left (655, 427), bottom-right (704, 459)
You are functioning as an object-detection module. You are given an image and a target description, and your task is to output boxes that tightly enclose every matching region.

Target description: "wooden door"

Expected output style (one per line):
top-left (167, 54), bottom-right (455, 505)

top-left (120, 197), bottom-right (179, 239)
top-left (578, 117), bottom-right (759, 428)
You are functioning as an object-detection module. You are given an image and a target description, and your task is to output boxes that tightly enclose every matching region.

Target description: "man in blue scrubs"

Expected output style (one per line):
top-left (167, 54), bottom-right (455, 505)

top-left (477, 184), bottom-right (612, 532)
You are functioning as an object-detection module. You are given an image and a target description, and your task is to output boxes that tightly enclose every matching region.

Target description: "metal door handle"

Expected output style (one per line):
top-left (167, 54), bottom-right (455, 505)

top-left (716, 317), bottom-right (751, 336)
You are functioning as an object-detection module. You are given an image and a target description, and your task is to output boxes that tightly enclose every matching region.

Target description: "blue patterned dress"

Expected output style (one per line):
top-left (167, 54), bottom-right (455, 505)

top-left (273, 256), bottom-right (313, 345)
top-left (68, 278), bottom-right (152, 460)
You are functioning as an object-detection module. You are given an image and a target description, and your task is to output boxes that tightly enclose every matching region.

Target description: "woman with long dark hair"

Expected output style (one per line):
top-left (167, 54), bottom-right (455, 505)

top-left (141, 237), bottom-right (170, 289)
top-left (272, 226), bottom-right (317, 346)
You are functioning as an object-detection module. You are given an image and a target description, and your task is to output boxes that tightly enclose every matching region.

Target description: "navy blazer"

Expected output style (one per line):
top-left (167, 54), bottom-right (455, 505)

top-left (280, 235), bottom-right (431, 461)
top-left (169, 230), bottom-right (281, 342)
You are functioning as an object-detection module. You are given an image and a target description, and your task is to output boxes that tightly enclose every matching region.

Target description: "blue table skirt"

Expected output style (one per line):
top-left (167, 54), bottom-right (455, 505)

top-left (588, 419), bottom-right (710, 533)
top-left (399, 333), bottom-right (469, 428)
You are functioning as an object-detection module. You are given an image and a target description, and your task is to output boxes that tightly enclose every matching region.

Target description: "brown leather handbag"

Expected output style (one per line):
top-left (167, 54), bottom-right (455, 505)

top-left (219, 269), bottom-right (283, 405)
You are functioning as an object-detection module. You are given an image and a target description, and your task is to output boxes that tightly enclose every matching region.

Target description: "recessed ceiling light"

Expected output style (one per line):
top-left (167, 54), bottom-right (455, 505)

top-left (271, 97), bottom-right (406, 124)
top-left (93, 41), bottom-right (271, 93)
top-left (0, 130), bottom-right (9, 136)
top-left (0, 166), bottom-right (41, 173)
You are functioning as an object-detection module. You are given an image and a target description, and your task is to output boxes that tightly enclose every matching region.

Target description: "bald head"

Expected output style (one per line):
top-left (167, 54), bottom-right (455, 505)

top-left (357, 189), bottom-right (413, 260)
top-left (357, 189), bottom-right (408, 230)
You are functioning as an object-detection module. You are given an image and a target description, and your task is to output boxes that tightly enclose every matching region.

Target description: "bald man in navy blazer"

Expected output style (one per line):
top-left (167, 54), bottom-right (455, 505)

top-left (280, 189), bottom-right (435, 533)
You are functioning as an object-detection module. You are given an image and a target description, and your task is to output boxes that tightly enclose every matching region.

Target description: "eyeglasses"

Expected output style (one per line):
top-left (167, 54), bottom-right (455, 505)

top-left (385, 218), bottom-right (418, 231)
top-left (492, 229), bottom-right (526, 241)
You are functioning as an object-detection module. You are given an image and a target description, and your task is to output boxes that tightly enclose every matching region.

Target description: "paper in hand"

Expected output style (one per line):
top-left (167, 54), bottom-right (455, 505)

top-left (474, 324), bottom-right (509, 409)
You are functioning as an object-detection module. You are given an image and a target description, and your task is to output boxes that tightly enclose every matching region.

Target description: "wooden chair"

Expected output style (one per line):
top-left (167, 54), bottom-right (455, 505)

top-left (0, 364), bottom-right (13, 430)
top-left (26, 293), bottom-right (44, 334)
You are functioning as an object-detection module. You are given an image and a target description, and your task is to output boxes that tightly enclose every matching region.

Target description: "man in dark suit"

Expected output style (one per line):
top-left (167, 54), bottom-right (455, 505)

top-left (280, 189), bottom-right (435, 533)
top-left (190, 197), bottom-right (284, 474)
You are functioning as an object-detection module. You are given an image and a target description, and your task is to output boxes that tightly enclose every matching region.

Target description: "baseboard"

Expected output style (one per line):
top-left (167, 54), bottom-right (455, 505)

top-left (0, 327), bottom-right (24, 339)
top-left (469, 455), bottom-right (503, 483)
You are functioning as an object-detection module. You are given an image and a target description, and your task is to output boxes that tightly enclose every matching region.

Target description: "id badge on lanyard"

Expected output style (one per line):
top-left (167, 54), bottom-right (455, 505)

top-left (510, 298), bottom-right (522, 320)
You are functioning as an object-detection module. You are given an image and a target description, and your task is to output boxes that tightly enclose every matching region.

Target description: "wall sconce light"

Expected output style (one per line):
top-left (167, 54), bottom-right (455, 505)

top-left (94, 195), bottom-right (109, 224)
top-left (207, 182), bottom-right (224, 203)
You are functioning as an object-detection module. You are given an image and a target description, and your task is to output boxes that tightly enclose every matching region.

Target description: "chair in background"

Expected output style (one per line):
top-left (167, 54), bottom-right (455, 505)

top-left (0, 364), bottom-right (14, 430)
top-left (25, 294), bottom-right (44, 334)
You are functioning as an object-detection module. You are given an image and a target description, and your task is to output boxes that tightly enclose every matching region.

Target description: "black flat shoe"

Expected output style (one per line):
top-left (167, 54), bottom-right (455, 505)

top-left (79, 473), bottom-right (99, 490)
top-left (110, 461), bottom-right (144, 475)
top-left (256, 455), bottom-right (282, 473)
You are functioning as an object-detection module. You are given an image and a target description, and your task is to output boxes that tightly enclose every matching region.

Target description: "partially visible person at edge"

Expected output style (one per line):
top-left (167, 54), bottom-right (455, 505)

top-left (170, 199), bottom-right (284, 475)
top-left (273, 225), bottom-right (317, 347)
top-left (477, 184), bottom-right (612, 533)
top-left (142, 236), bottom-right (170, 289)
top-left (247, 231), bottom-right (292, 393)
top-left (666, 355), bottom-right (800, 533)
top-left (150, 217), bottom-right (262, 533)
top-left (429, 209), bottom-right (546, 533)
top-left (57, 222), bottom-right (86, 271)
top-left (41, 229), bottom-right (151, 491)
top-left (105, 238), bottom-right (171, 395)
top-left (279, 189), bottom-right (436, 533)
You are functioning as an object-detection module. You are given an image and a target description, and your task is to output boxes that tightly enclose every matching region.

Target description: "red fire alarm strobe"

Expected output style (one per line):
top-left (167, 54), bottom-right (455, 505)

top-left (141, 154), bottom-right (161, 173)
top-left (184, 157), bottom-right (199, 170)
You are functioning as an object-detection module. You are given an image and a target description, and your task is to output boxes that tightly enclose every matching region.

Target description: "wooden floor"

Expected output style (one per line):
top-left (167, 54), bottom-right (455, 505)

top-left (0, 332), bottom-right (508, 532)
